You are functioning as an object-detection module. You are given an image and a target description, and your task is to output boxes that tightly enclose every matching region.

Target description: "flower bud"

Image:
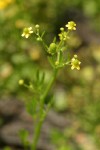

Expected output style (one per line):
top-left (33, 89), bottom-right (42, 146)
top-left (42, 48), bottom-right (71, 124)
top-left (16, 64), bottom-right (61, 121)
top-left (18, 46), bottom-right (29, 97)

top-left (48, 43), bottom-right (57, 54)
top-left (35, 24), bottom-right (39, 29)
top-left (37, 37), bottom-right (42, 41)
top-left (19, 79), bottom-right (24, 85)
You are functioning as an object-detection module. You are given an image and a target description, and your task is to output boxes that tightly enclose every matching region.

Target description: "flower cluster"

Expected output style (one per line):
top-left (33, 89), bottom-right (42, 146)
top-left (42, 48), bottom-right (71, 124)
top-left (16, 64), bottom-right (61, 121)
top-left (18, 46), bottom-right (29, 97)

top-left (21, 21), bottom-right (81, 71)
top-left (71, 55), bottom-right (81, 70)
top-left (21, 27), bottom-right (33, 38)
top-left (58, 31), bottom-right (69, 41)
top-left (58, 27), bottom-right (69, 41)
top-left (66, 21), bottom-right (76, 30)
top-left (58, 21), bottom-right (76, 41)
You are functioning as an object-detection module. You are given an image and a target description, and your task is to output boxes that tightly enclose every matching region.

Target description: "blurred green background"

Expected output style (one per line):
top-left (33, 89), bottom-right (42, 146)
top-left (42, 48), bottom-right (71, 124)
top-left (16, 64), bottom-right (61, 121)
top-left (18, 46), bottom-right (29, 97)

top-left (0, 0), bottom-right (100, 150)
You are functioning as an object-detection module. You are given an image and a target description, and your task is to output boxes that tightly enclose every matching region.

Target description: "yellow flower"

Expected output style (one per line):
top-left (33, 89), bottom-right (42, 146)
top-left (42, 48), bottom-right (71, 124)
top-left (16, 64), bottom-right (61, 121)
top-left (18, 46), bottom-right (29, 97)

top-left (71, 55), bottom-right (81, 70)
top-left (66, 21), bottom-right (76, 30)
top-left (21, 27), bottom-right (33, 38)
top-left (58, 31), bottom-right (69, 41)
top-left (19, 79), bottom-right (24, 85)
top-left (0, 1), bottom-right (7, 9)
top-left (0, 0), bottom-right (14, 10)
top-left (6, 0), bottom-right (14, 4)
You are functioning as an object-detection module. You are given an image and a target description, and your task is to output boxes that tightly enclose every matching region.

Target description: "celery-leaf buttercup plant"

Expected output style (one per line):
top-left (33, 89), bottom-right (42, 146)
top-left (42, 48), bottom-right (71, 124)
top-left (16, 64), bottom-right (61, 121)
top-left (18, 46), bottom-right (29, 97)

top-left (19, 21), bottom-right (81, 150)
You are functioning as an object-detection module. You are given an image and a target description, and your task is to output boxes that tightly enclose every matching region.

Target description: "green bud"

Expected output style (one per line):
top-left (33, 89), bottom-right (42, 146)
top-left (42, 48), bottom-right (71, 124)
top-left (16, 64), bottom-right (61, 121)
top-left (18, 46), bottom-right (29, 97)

top-left (55, 61), bottom-right (59, 65)
top-left (48, 43), bottom-right (57, 54)
top-left (35, 24), bottom-right (39, 29)
top-left (60, 27), bottom-right (64, 31)
top-left (19, 79), bottom-right (24, 85)
top-left (37, 37), bottom-right (42, 41)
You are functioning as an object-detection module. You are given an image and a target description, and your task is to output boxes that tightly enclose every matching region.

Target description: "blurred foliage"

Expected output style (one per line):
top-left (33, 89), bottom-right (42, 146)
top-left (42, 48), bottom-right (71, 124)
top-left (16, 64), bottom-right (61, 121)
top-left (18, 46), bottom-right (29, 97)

top-left (0, 0), bottom-right (100, 149)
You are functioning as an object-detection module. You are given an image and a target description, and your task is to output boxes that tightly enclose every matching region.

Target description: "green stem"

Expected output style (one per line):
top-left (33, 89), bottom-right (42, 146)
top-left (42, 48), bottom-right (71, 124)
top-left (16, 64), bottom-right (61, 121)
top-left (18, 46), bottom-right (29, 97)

top-left (41, 68), bottom-right (58, 102)
top-left (31, 111), bottom-right (45, 150)
top-left (31, 68), bottom-right (58, 150)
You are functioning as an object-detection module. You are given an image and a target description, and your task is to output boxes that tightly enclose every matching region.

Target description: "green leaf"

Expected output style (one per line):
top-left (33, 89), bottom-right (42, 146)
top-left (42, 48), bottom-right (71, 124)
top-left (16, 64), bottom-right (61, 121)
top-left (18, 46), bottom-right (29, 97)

top-left (19, 129), bottom-right (29, 149)
top-left (36, 69), bottom-right (40, 82)
top-left (53, 37), bottom-right (57, 43)
top-left (40, 72), bottom-right (45, 85)
top-left (48, 56), bottom-right (55, 68)
top-left (41, 31), bottom-right (45, 38)
top-left (59, 51), bottom-right (63, 63)
top-left (26, 98), bottom-right (37, 116)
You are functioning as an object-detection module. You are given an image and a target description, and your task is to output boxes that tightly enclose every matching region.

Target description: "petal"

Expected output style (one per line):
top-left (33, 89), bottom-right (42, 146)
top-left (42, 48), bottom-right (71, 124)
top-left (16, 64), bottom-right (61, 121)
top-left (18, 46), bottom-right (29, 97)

top-left (73, 27), bottom-right (76, 30)
top-left (71, 66), bottom-right (75, 70)
top-left (71, 58), bottom-right (75, 62)
top-left (29, 31), bottom-right (33, 33)
top-left (21, 33), bottom-right (25, 37)
top-left (77, 66), bottom-right (80, 70)
top-left (25, 34), bottom-right (29, 38)
top-left (28, 27), bottom-right (32, 30)
top-left (65, 25), bottom-right (68, 27)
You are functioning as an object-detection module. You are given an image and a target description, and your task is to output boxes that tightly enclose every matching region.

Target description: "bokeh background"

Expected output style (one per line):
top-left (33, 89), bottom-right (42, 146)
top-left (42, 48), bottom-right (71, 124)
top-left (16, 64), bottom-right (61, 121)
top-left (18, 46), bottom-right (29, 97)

top-left (0, 0), bottom-right (100, 150)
